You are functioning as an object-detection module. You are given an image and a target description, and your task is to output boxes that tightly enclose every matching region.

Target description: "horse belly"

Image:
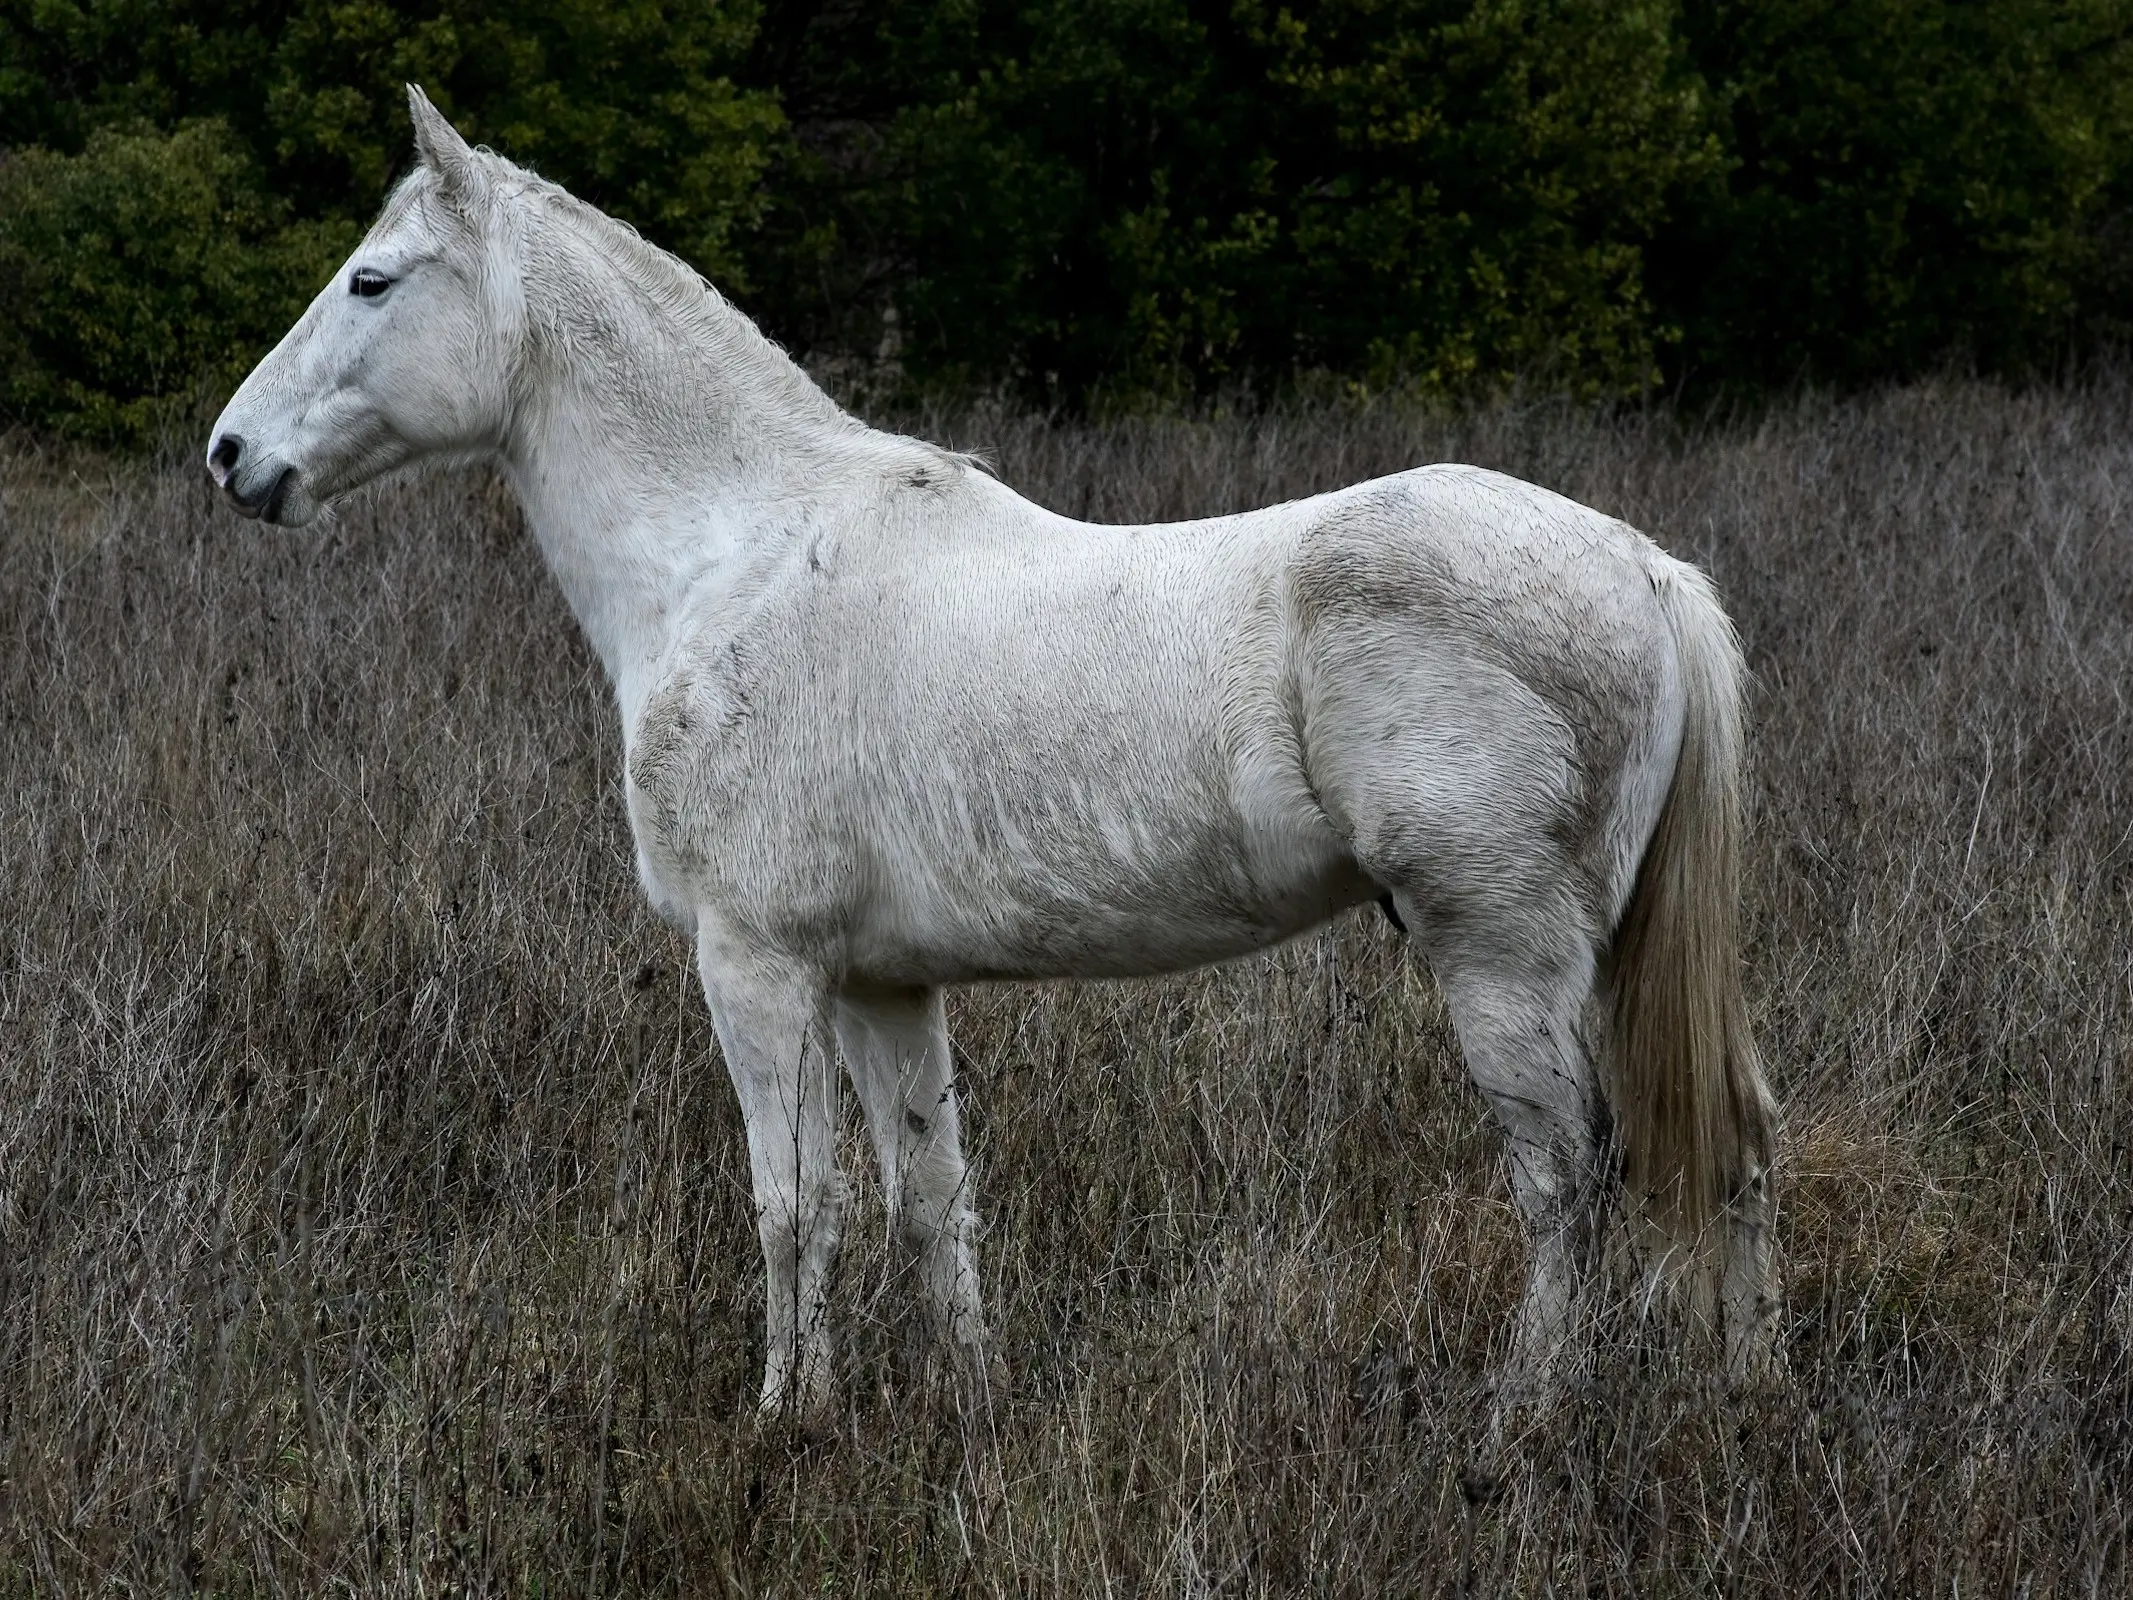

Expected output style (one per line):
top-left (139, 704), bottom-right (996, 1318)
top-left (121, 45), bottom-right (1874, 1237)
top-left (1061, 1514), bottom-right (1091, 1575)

top-left (847, 759), bottom-right (1374, 985)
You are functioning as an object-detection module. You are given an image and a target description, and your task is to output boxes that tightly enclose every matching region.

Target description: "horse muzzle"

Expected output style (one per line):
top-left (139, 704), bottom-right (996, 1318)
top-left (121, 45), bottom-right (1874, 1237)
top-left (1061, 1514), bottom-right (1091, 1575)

top-left (213, 443), bottom-right (307, 525)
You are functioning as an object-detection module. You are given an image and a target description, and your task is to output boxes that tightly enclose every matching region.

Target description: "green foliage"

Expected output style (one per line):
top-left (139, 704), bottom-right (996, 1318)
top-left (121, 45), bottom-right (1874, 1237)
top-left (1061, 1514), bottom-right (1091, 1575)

top-left (1223, 0), bottom-right (1718, 394)
top-left (0, 2), bottom-right (781, 273)
top-left (1657, 0), bottom-right (2133, 386)
top-left (0, 1), bottom-right (781, 440)
top-left (0, 119), bottom-right (350, 444)
top-left (3, 0), bottom-right (2133, 437)
top-left (750, 0), bottom-right (1719, 401)
top-left (263, 0), bottom-right (782, 279)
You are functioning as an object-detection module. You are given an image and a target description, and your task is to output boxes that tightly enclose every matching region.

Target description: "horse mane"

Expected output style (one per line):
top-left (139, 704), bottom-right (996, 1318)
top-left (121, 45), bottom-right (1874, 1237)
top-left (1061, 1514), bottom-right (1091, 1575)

top-left (461, 149), bottom-right (983, 479)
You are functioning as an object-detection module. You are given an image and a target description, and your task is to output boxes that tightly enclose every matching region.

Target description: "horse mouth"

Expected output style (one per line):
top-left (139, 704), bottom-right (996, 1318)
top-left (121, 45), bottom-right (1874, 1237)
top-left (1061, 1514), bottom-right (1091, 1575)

top-left (223, 463), bottom-right (301, 524)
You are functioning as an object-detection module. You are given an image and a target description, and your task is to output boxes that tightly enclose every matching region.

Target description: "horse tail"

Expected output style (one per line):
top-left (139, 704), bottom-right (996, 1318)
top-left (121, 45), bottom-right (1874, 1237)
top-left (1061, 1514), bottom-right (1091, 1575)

top-left (1608, 557), bottom-right (1777, 1278)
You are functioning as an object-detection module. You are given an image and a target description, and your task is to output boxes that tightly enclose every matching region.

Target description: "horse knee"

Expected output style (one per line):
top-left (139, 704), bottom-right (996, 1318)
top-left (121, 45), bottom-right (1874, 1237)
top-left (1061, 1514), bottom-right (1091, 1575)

top-left (894, 1143), bottom-right (972, 1247)
top-left (757, 1167), bottom-right (846, 1272)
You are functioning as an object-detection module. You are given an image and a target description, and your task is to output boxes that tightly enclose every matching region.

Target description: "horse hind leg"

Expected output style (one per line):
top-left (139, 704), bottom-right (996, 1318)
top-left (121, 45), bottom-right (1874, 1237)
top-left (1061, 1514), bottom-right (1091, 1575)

top-left (1390, 883), bottom-right (1609, 1410)
top-left (1722, 1140), bottom-right (1781, 1382)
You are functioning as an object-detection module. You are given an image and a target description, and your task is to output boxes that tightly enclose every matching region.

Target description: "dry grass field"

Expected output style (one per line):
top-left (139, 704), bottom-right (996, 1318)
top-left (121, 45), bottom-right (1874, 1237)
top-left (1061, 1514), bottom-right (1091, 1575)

top-left (0, 379), bottom-right (2128, 1595)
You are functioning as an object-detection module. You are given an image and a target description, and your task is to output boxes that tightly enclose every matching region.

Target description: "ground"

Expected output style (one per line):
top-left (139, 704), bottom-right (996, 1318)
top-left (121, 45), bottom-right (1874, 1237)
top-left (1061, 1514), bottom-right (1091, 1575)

top-left (0, 380), bottom-right (2125, 1593)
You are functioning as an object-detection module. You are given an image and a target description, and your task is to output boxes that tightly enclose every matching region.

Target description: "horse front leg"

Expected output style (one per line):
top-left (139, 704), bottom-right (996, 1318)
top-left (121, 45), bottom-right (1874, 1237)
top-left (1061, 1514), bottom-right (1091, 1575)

top-left (834, 984), bottom-right (988, 1377)
top-left (694, 920), bottom-right (842, 1418)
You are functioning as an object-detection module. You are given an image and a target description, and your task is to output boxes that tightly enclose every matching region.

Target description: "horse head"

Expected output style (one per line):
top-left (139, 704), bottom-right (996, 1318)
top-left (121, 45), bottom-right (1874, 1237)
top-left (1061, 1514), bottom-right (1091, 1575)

top-left (206, 86), bottom-right (518, 526)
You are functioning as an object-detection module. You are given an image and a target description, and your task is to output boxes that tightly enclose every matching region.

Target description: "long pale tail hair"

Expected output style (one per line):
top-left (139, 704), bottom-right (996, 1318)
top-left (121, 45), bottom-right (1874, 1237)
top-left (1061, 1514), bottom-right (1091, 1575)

top-left (1608, 560), bottom-right (1778, 1278)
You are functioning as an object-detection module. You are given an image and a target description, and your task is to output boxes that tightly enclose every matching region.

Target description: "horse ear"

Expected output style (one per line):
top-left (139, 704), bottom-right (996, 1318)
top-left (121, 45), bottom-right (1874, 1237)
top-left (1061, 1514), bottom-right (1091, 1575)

top-left (406, 84), bottom-right (478, 193)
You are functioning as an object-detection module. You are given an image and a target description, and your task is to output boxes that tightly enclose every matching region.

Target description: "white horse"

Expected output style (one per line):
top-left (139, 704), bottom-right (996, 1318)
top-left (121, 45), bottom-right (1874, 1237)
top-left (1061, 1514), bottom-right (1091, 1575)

top-left (208, 87), bottom-right (1779, 1417)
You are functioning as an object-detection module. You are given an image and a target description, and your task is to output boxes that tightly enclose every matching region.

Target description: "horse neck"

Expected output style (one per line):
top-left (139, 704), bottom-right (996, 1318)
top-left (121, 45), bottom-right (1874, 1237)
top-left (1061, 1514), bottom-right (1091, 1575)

top-left (496, 224), bottom-right (858, 700)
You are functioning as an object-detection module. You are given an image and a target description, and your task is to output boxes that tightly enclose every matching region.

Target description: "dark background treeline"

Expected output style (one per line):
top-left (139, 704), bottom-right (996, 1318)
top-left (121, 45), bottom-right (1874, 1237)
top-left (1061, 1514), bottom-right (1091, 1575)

top-left (5, 0), bottom-right (2132, 442)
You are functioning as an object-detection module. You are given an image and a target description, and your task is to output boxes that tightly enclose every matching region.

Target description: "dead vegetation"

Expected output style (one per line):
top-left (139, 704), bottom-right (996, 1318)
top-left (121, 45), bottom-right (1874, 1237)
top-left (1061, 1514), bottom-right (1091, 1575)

top-left (0, 379), bottom-right (2127, 1594)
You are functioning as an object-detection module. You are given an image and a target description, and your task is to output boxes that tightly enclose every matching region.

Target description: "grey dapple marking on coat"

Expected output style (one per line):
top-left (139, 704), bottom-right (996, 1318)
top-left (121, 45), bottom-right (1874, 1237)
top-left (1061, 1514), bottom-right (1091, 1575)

top-left (206, 86), bottom-right (1780, 1418)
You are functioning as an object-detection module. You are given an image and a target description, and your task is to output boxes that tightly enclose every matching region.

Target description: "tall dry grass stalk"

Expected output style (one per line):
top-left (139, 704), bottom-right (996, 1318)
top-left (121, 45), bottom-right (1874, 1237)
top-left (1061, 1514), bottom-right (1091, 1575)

top-left (0, 379), bottom-right (2127, 1593)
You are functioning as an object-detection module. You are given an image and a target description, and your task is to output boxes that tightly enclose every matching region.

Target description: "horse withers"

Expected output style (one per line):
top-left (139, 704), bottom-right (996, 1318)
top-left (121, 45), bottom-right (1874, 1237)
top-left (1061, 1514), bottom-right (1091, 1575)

top-left (207, 86), bottom-right (1780, 1420)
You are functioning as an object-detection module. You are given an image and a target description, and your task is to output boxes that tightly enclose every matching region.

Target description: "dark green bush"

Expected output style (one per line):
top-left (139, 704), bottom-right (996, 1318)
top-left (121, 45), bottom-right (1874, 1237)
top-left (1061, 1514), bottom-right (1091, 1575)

top-left (260, 0), bottom-right (782, 281)
top-left (0, 119), bottom-right (350, 445)
top-left (748, 0), bottom-right (1720, 401)
top-left (0, 1), bottom-right (781, 442)
top-left (1655, 0), bottom-right (2133, 387)
top-left (4, 0), bottom-right (2132, 436)
top-left (747, 0), bottom-right (2133, 403)
top-left (0, 2), bottom-right (780, 274)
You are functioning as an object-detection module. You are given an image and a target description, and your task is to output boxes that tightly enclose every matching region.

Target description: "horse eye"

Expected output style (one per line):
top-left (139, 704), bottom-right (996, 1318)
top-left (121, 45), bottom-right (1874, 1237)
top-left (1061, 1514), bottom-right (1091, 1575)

top-left (349, 268), bottom-right (393, 299)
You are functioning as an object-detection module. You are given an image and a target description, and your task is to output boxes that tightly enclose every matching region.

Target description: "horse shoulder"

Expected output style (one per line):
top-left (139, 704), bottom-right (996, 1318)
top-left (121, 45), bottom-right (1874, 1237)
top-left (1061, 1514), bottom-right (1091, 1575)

top-left (624, 535), bottom-right (895, 942)
top-left (625, 648), bottom-right (737, 884)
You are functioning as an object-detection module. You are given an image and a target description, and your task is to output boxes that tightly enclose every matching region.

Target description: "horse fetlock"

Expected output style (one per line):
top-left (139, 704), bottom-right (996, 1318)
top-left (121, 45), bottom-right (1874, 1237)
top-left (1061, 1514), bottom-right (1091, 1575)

top-left (1721, 1262), bottom-right (1782, 1382)
top-left (1720, 1167), bottom-right (1781, 1381)
top-left (758, 1322), bottom-right (835, 1420)
top-left (900, 1204), bottom-right (985, 1344)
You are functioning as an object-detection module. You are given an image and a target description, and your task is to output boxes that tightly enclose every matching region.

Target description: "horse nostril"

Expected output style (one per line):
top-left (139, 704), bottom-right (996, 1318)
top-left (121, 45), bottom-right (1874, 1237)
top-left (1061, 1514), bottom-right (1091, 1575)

top-left (210, 434), bottom-right (243, 479)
